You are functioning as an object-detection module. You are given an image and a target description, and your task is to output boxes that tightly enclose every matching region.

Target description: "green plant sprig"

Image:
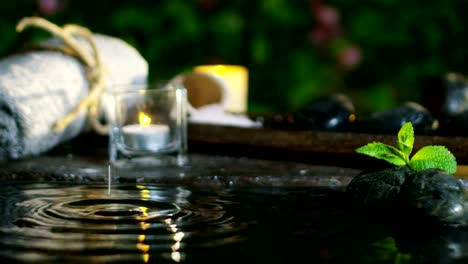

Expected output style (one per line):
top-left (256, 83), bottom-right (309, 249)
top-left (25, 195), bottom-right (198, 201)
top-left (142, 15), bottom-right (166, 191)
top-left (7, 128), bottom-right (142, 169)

top-left (355, 122), bottom-right (457, 174)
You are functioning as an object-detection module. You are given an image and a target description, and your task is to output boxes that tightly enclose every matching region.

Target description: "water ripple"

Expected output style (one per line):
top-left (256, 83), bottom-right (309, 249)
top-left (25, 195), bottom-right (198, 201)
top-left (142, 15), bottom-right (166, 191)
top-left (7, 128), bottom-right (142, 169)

top-left (0, 182), bottom-right (244, 263)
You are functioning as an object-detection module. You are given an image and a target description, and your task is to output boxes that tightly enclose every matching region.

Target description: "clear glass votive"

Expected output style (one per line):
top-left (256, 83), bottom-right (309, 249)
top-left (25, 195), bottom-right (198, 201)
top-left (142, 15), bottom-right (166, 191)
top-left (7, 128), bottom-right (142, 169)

top-left (107, 82), bottom-right (187, 165)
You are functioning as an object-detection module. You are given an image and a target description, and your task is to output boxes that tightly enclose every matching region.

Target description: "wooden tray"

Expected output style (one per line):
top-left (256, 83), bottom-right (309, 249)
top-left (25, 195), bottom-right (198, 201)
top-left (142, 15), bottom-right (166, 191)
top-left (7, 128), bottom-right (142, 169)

top-left (187, 123), bottom-right (468, 172)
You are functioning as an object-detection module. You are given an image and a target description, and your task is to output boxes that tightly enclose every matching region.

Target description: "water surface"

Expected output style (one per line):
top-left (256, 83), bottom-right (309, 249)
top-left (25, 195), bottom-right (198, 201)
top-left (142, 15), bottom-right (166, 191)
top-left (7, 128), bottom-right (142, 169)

top-left (0, 182), bottom-right (466, 263)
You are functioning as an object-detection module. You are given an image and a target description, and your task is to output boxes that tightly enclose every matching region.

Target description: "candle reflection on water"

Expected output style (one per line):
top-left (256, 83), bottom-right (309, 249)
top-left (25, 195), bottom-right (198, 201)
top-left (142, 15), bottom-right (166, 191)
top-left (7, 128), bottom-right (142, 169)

top-left (135, 185), bottom-right (186, 263)
top-left (136, 185), bottom-right (151, 263)
top-left (137, 234), bottom-right (150, 263)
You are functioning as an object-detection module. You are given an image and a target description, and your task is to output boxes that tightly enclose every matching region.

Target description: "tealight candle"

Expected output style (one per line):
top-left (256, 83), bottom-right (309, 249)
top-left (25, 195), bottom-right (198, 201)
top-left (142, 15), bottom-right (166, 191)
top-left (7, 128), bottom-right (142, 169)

top-left (122, 112), bottom-right (170, 152)
top-left (193, 65), bottom-right (248, 113)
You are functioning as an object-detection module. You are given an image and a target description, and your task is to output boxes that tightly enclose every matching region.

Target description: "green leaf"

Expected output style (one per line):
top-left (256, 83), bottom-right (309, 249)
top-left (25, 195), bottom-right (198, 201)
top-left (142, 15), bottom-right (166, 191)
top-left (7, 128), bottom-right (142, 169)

top-left (356, 142), bottom-right (407, 166)
top-left (396, 122), bottom-right (414, 157)
top-left (409, 146), bottom-right (457, 174)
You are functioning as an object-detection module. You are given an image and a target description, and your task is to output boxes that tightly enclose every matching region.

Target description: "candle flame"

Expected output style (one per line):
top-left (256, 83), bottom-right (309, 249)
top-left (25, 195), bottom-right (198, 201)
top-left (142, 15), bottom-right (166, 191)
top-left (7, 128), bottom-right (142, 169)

top-left (139, 112), bottom-right (152, 127)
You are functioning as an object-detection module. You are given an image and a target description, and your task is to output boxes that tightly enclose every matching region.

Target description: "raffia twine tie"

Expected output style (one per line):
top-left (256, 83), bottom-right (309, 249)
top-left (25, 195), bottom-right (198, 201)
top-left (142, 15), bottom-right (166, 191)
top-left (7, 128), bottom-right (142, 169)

top-left (16, 16), bottom-right (109, 135)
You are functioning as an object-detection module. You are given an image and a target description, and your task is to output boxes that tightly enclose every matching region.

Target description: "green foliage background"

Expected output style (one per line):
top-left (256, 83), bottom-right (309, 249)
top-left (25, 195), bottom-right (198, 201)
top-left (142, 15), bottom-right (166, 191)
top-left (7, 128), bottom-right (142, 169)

top-left (0, 0), bottom-right (466, 114)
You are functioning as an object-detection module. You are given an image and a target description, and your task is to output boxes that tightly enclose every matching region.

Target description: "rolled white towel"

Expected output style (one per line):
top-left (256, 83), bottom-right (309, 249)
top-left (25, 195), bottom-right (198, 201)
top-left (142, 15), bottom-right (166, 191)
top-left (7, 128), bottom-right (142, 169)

top-left (0, 34), bottom-right (148, 161)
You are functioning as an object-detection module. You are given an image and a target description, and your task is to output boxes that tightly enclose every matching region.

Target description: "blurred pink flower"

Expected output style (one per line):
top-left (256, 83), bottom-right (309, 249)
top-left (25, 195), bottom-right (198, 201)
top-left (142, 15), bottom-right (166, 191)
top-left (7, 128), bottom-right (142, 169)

top-left (309, 3), bottom-right (343, 47)
top-left (338, 45), bottom-right (362, 70)
top-left (37, 0), bottom-right (66, 16)
top-left (316, 5), bottom-right (340, 26)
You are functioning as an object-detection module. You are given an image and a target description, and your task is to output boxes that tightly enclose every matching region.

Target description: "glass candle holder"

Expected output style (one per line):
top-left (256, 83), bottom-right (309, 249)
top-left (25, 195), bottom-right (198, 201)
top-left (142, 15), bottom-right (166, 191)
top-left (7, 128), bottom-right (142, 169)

top-left (107, 82), bottom-right (187, 165)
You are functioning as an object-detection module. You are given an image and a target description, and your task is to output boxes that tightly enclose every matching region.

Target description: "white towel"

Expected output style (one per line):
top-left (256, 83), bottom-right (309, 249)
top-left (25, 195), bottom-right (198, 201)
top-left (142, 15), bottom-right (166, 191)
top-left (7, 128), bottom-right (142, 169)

top-left (0, 34), bottom-right (148, 161)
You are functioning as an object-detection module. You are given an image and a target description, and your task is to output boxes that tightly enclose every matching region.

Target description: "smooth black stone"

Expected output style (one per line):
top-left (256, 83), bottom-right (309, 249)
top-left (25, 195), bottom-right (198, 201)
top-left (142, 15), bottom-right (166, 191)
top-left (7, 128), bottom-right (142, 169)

top-left (293, 93), bottom-right (355, 132)
top-left (347, 166), bottom-right (466, 225)
top-left (442, 72), bottom-right (468, 116)
top-left (356, 102), bottom-right (437, 134)
top-left (346, 166), bottom-right (409, 210)
top-left (399, 169), bottom-right (465, 224)
top-left (421, 72), bottom-right (468, 117)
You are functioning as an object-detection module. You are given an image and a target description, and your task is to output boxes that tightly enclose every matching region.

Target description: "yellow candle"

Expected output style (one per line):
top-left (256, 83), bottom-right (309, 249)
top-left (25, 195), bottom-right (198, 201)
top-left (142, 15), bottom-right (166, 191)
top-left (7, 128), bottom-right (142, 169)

top-left (193, 65), bottom-right (248, 113)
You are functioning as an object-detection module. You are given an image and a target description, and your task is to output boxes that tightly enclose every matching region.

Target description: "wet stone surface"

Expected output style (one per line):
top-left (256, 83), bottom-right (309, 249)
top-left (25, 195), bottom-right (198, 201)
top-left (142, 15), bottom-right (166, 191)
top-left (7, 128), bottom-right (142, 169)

top-left (0, 152), bottom-right (358, 189)
top-left (346, 166), bottom-right (467, 225)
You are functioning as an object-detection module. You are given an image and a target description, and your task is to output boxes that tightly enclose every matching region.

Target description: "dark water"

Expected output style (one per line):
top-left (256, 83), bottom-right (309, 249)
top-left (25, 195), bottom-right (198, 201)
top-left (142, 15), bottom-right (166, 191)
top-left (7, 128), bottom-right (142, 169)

top-left (0, 182), bottom-right (467, 263)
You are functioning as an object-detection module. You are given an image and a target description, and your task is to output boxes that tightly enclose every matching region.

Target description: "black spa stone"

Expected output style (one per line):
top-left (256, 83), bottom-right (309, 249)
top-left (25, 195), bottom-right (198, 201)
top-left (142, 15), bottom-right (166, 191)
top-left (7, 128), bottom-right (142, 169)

top-left (399, 169), bottom-right (465, 224)
top-left (357, 102), bottom-right (437, 134)
top-left (346, 166), bottom-right (466, 225)
top-left (293, 93), bottom-right (355, 132)
top-left (441, 72), bottom-right (468, 116)
top-left (346, 166), bottom-right (409, 210)
top-left (424, 73), bottom-right (468, 136)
